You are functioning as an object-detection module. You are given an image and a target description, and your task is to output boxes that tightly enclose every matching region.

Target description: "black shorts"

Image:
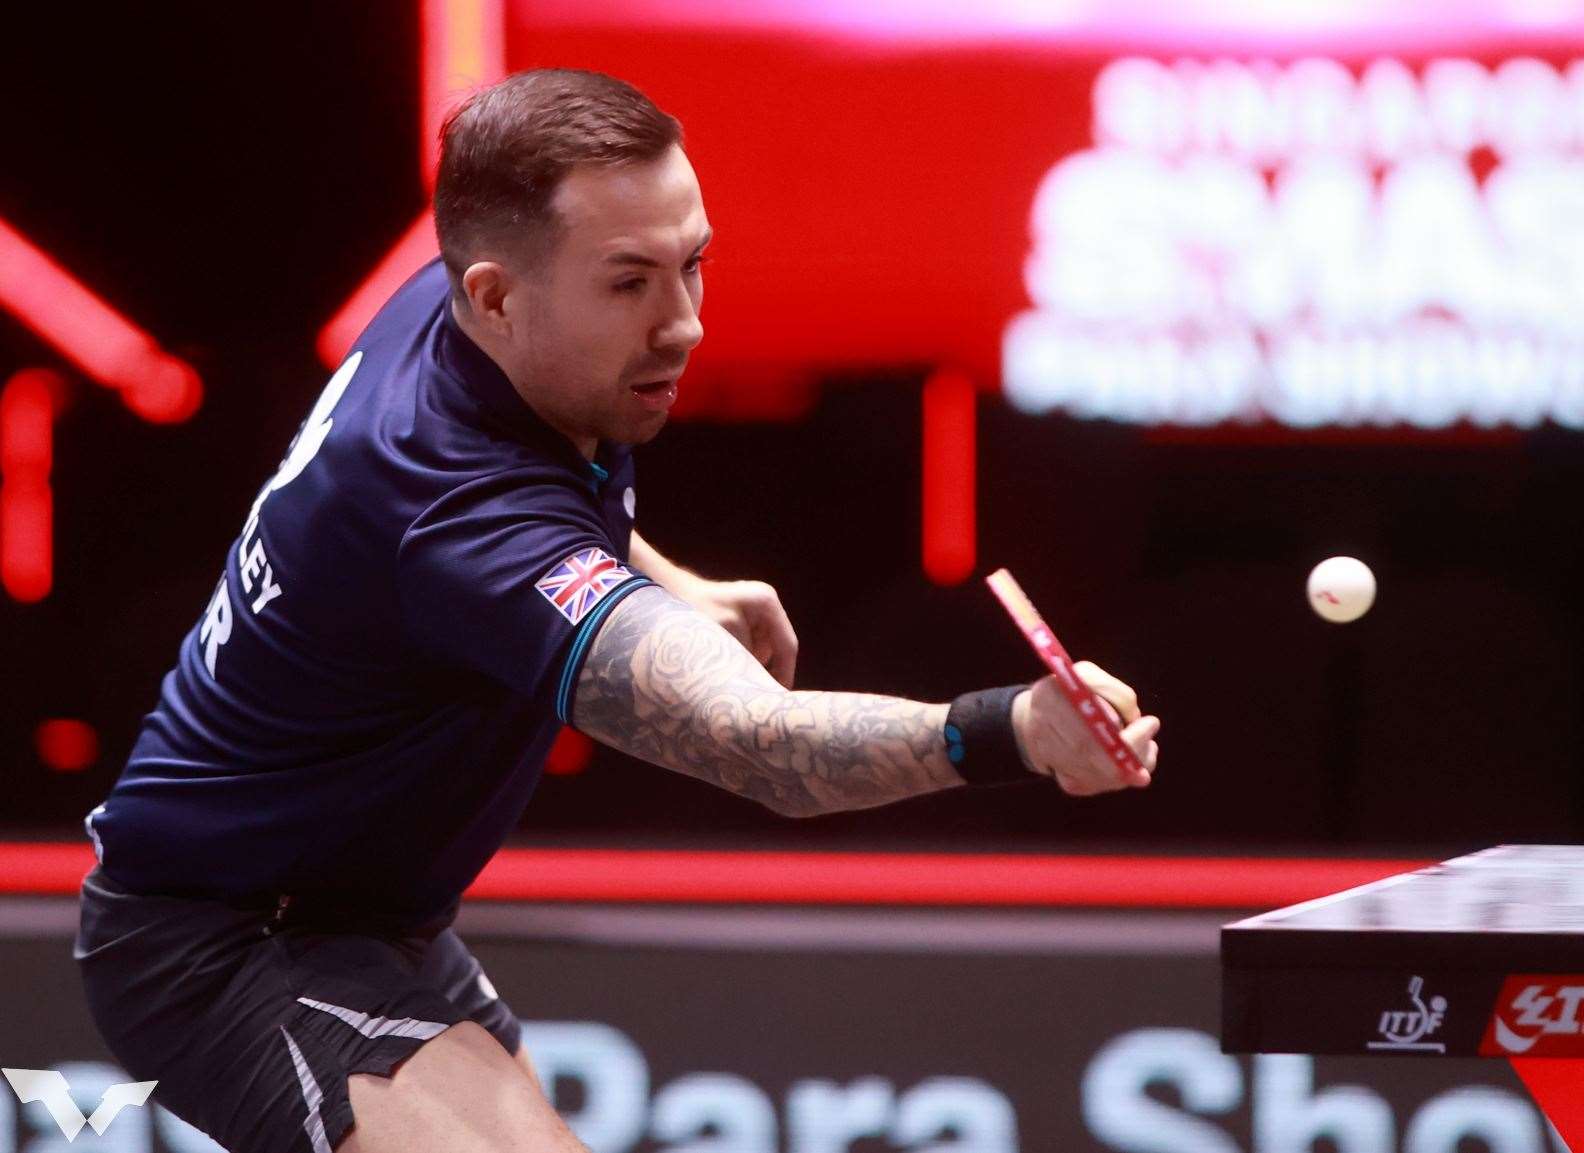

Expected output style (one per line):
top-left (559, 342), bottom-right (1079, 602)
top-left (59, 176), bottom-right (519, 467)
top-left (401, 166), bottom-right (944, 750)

top-left (74, 866), bottom-right (522, 1153)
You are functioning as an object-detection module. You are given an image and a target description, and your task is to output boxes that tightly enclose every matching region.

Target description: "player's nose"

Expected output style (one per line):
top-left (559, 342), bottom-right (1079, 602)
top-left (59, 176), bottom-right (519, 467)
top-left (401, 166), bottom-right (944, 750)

top-left (658, 311), bottom-right (703, 355)
top-left (654, 286), bottom-right (703, 353)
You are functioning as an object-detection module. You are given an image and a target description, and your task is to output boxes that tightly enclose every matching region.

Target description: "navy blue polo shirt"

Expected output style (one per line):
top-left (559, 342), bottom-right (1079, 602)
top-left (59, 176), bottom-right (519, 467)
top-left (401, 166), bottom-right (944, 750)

top-left (86, 258), bottom-right (652, 927)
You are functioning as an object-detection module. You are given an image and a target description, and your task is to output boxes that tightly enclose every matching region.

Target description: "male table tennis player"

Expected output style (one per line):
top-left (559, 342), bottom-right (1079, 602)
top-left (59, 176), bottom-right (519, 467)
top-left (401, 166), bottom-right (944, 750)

top-left (74, 70), bottom-right (1162, 1153)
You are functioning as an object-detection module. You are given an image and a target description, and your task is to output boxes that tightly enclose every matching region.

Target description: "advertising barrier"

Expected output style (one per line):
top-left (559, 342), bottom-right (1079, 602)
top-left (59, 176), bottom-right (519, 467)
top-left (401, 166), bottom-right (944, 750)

top-left (0, 901), bottom-right (1561, 1152)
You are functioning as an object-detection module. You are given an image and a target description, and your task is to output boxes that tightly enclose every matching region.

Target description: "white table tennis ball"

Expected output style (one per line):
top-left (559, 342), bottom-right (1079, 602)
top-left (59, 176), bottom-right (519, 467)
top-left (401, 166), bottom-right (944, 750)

top-left (1307, 556), bottom-right (1376, 623)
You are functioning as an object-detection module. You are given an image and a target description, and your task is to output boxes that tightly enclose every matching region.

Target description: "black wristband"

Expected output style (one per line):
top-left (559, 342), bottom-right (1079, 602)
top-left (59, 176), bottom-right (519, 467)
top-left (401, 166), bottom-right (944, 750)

top-left (944, 684), bottom-right (1034, 787)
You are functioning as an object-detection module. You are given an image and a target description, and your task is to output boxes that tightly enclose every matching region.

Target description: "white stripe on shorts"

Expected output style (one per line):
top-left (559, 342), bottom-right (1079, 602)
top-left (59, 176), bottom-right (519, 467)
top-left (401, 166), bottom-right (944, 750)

top-left (280, 1027), bottom-right (333, 1153)
top-left (296, 996), bottom-right (450, 1040)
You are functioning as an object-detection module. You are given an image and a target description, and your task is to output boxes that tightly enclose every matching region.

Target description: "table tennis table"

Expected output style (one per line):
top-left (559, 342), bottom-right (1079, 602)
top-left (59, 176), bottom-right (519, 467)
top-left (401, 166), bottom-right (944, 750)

top-left (1223, 845), bottom-right (1584, 1144)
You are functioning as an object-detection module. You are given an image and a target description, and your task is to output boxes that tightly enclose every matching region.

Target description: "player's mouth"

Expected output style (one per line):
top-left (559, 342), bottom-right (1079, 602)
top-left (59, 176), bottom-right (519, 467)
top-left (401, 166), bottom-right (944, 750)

top-left (630, 379), bottom-right (678, 412)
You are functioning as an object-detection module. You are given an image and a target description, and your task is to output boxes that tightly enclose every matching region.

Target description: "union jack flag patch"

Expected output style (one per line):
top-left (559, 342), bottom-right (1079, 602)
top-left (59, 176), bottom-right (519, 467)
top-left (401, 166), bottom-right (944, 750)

top-left (535, 547), bottom-right (634, 625)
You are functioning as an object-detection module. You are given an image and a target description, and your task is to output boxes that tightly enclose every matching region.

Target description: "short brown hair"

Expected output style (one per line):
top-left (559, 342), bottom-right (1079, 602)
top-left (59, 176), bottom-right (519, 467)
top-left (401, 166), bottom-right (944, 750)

top-left (433, 69), bottom-right (683, 295)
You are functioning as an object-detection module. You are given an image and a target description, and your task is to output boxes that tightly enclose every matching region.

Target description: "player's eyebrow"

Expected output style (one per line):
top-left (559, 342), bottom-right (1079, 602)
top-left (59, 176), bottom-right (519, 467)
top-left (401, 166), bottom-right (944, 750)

top-left (604, 228), bottom-right (713, 268)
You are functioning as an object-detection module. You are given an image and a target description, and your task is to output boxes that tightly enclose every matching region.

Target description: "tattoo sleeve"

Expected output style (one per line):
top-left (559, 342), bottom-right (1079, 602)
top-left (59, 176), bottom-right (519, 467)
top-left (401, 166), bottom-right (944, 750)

top-left (572, 585), bottom-right (966, 817)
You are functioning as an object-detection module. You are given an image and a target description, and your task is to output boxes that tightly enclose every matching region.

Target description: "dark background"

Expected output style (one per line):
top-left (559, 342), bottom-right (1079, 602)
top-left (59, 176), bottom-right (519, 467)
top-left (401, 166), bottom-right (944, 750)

top-left (3, 4), bottom-right (1582, 855)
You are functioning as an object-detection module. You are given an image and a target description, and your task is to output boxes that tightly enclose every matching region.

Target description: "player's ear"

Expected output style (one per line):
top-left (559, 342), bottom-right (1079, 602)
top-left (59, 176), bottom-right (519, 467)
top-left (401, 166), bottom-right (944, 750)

top-left (459, 261), bottom-right (512, 329)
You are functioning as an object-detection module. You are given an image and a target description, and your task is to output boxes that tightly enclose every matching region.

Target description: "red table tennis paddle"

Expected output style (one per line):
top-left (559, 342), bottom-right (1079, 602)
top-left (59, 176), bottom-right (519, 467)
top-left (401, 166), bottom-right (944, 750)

top-left (985, 568), bottom-right (1146, 782)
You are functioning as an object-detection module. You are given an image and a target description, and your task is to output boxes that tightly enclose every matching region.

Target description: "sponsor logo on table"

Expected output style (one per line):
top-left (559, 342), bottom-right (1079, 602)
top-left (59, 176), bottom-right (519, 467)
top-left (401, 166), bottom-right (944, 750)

top-left (1368, 975), bottom-right (1448, 1053)
top-left (1481, 975), bottom-right (1584, 1056)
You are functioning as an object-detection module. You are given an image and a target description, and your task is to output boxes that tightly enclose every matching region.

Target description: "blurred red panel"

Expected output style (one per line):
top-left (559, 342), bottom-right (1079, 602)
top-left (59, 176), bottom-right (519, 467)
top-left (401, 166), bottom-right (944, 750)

top-left (544, 726), bottom-right (594, 776)
top-left (921, 369), bottom-right (976, 585)
top-left (34, 719), bottom-right (100, 773)
top-left (0, 369), bottom-right (58, 602)
top-left (0, 841), bottom-right (1429, 906)
top-left (0, 217), bottom-right (202, 422)
top-left (506, 28), bottom-right (1084, 387)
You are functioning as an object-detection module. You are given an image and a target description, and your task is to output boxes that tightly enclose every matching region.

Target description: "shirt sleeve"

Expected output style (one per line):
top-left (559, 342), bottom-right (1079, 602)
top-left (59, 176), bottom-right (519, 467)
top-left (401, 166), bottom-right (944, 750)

top-left (396, 468), bottom-right (653, 720)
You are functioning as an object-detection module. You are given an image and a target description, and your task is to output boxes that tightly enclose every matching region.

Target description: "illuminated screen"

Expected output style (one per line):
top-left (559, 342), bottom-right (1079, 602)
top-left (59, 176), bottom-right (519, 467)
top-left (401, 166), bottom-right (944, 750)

top-left (496, 2), bottom-right (1584, 431)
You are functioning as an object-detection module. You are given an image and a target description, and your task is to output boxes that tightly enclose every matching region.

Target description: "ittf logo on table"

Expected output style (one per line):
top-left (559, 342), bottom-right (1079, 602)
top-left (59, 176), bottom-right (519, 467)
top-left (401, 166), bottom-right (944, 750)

top-left (1482, 975), bottom-right (1584, 1055)
top-left (1368, 975), bottom-right (1448, 1053)
top-left (2, 1068), bottom-right (157, 1140)
top-left (536, 548), bottom-right (633, 625)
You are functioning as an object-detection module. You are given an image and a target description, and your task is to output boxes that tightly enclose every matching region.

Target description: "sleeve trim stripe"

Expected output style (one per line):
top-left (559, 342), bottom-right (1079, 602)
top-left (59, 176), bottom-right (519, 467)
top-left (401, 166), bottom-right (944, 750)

top-left (555, 577), bottom-right (655, 725)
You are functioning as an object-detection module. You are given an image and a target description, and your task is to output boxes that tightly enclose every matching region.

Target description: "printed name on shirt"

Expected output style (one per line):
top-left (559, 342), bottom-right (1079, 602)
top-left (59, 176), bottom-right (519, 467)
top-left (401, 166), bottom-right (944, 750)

top-left (199, 575), bottom-right (231, 677)
top-left (204, 353), bottom-right (361, 677)
top-left (536, 548), bottom-right (634, 625)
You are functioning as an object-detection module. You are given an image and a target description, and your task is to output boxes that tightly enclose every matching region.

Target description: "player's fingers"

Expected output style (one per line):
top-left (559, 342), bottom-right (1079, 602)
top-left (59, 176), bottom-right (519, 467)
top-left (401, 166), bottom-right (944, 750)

top-left (1074, 660), bottom-right (1141, 724)
top-left (1122, 715), bottom-right (1161, 765)
top-left (1100, 679), bottom-right (1141, 725)
top-left (768, 627), bottom-right (798, 688)
top-left (713, 605), bottom-right (755, 649)
top-left (1113, 741), bottom-right (1156, 790)
top-left (1120, 740), bottom-right (1160, 789)
top-left (1122, 713), bottom-right (1160, 744)
top-left (748, 585), bottom-right (799, 688)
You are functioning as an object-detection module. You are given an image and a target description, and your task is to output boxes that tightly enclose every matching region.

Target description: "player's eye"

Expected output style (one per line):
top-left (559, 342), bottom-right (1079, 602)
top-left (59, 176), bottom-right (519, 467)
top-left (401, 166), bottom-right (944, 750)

top-left (614, 278), bottom-right (645, 294)
top-left (684, 254), bottom-right (710, 275)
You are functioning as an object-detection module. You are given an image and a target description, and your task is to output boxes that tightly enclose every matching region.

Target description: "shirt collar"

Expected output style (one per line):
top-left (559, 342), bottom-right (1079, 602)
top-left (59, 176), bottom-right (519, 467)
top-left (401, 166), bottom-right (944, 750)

top-left (435, 300), bottom-right (630, 488)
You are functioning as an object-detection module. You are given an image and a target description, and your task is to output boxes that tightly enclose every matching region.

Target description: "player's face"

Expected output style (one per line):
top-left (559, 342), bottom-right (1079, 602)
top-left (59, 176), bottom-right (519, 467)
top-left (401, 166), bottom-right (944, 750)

top-left (502, 145), bottom-right (708, 454)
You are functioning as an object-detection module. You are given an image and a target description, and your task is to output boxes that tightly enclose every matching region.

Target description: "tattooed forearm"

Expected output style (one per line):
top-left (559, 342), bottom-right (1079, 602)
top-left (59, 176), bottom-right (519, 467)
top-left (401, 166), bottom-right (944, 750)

top-left (573, 585), bottom-right (965, 817)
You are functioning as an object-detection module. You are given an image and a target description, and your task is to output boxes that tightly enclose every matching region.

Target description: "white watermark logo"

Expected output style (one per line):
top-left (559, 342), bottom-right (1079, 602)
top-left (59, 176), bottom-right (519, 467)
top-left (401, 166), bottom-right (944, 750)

top-left (2, 1067), bottom-right (158, 1141)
